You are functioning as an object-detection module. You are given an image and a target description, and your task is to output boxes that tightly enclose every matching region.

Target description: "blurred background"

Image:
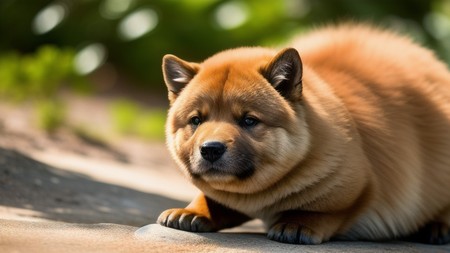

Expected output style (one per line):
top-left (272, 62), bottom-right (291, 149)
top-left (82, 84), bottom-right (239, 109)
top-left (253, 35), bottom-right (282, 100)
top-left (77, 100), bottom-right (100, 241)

top-left (1, 0), bottom-right (450, 141)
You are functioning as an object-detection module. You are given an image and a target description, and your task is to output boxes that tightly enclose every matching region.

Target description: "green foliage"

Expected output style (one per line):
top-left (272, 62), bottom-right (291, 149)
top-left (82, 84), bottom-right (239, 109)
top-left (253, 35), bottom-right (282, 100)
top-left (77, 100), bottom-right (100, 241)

top-left (110, 100), bottom-right (166, 140)
top-left (110, 100), bottom-right (140, 134)
top-left (135, 111), bottom-right (167, 140)
top-left (0, 46), bottom-right (86, 101)
top-left (72, 125), bottom-right (109, 148)
top-left (0, 45), bottom-right (89, 133)
top-left (36, 100), bottom-right (66, 133)
top-left (2, 0), bottom-right (448, 90)
top-left (0, 0), bottom-right (449, 139)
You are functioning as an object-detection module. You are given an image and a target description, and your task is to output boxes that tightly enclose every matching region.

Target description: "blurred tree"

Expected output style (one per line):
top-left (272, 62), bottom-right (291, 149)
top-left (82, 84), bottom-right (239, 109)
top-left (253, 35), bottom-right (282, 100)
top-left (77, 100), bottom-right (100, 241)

top-left (0, 0), bottom-right (449, 92)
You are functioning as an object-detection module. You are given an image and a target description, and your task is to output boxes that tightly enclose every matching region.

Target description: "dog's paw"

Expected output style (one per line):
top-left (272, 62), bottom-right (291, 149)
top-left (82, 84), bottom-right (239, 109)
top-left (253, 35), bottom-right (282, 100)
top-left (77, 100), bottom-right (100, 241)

top-left (157, 208), bottom-right (216, 232)
top-left (408, 222), bottom-right (450, 245)
top-left (427, 222), bottom-right (450, 245)
top-left (267, 222), bottom-right (322, 244)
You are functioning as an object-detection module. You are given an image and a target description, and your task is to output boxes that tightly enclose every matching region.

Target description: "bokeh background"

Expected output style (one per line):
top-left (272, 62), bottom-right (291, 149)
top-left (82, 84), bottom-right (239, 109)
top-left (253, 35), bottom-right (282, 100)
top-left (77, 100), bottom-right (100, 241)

top-left (1, 0), bottom-right (450, 141)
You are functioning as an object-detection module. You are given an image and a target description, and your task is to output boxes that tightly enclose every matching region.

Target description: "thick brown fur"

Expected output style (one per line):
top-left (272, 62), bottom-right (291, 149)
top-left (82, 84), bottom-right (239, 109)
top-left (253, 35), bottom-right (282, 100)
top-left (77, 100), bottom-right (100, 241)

top-left (157, 24), bottom-right (450, 245)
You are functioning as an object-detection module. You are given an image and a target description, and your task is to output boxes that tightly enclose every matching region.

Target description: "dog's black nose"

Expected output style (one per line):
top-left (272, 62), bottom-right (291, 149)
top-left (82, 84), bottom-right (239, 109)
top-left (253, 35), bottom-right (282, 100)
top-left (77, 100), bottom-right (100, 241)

top-left (200, 141), bottom-right (227, 162)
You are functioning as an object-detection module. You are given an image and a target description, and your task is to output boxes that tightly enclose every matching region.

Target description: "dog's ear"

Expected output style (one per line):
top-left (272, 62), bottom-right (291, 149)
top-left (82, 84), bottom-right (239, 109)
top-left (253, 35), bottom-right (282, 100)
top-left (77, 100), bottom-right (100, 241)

top-left (262, 48), bottom-right (303, 100)
top-left (162, 54), bottom-right (199, 100)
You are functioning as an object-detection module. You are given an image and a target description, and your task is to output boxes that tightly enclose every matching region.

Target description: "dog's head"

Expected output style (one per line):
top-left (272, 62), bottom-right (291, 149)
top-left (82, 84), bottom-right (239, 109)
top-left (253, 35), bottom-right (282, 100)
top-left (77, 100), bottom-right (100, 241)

top-left (163, 47), bottom-right (311, 194)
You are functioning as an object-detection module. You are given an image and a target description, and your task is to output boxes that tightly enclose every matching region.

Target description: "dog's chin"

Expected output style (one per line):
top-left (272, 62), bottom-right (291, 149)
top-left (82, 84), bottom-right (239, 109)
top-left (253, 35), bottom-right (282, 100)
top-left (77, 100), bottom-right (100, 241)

top-left (189, 162), bottom-right (255, 183)
top-left (198, 169), bottom-right (236, 183)
top-left (191, 166), bottom-right (238, 182)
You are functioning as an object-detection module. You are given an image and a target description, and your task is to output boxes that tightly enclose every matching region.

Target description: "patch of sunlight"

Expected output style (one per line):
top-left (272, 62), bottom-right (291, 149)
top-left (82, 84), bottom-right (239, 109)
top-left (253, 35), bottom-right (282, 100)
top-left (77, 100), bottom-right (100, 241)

top-left (74, 43), bottom-right (107, 75)
top-left (423, 12), bottom-right (450, 39)
top-left (214, 1), bottom-right (249, 30)
top-left (118, 8), bottom-right (158, 41)
top-left (32, 3), bottom-right (67, 34)
top-left (99, 0), bottom-right (134, 19)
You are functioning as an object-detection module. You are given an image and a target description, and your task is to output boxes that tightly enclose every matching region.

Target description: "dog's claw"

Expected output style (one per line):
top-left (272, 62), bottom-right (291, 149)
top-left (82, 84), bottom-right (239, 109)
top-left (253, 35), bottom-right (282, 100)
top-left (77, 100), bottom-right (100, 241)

top-left (268, 222), bottom-right (322, 245)
top-left (407, 222), bottom-right (450, 245)
top-left (157, 208), bottom-right (215, 232)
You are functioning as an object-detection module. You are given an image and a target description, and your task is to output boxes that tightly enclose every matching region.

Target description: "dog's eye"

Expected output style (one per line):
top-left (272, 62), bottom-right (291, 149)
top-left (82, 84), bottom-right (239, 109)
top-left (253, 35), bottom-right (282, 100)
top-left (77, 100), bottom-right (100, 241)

top-left (240, 116), bottom-right (259, 128)
top-left (190, 116), bottom-right (202, 126)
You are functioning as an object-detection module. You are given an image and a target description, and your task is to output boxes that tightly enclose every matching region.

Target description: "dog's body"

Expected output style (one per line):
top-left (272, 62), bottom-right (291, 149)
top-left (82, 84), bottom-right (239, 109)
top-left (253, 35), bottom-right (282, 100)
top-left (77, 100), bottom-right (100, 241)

top-left (158, 24), bottom-right (450, 244)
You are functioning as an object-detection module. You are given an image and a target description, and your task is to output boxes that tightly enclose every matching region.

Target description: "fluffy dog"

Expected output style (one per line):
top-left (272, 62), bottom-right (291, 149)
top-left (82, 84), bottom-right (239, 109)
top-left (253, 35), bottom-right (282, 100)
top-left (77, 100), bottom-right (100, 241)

top-left (157, 24), bottom-right (450, 245)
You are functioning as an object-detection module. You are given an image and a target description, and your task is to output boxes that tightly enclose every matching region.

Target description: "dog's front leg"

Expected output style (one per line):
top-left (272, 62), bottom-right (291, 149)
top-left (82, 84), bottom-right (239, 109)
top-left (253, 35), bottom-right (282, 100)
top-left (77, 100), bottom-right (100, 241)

top-left (267, 210), bottom-right (346, 244)
top-left (158, 193), bottom-right (251, 232)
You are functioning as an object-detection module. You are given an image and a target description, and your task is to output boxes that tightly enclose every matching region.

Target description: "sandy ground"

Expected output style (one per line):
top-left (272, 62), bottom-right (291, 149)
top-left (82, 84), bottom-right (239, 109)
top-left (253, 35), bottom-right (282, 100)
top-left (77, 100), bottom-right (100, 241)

top-left (0, 97), bottom-right (449, 252)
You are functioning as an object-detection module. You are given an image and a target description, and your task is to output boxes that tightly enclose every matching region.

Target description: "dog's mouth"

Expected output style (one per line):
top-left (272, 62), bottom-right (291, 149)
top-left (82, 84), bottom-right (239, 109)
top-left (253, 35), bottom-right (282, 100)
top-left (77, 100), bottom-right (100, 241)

top-left (186, 141), bottom-right (256, 182)
top-left (190, 162), bottom-right (255, 181)
top-left (191, 167), bottom-right (230, 180)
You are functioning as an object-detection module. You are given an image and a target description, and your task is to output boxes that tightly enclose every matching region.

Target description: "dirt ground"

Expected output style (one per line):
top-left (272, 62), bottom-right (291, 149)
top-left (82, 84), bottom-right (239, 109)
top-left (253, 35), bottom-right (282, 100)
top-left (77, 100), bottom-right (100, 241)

top-left (0, 94), bottom-right (264, 230)
top-left (0, 95), bottom-right (449, 252)
top-left (0, 93), bottom-right (196, 223)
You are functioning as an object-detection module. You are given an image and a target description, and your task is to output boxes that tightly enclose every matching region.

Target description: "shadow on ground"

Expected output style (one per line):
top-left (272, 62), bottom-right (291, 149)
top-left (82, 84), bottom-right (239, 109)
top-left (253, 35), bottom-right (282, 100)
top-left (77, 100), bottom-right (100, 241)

top-left (0, 147), bottom-right (186, 226)
top-left (2, 220), bottom-right (448, 253)
top-left (1, 147), bottom-right (450, 252)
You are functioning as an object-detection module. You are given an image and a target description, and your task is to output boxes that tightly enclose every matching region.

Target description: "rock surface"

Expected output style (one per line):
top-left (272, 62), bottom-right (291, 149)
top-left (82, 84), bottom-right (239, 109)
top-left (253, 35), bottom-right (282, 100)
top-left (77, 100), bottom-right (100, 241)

top-left (0, 104), bottom-right (449, 252)
top-left (1, 220), bottom-right (448, 253)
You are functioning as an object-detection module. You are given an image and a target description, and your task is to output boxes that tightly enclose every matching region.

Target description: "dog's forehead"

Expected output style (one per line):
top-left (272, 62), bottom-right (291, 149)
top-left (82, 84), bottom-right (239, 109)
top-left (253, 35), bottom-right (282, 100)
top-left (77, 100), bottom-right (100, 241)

top-left (173, 48), bottom-right (295, 121)
top-left (190, 47), bottom-right (277, 95)
top-left (178, 67), bottom-right (290, 121)
top-left (202, 47), bottom-right (275, 67)
top-left (192, 64), bottom-right (271, 103)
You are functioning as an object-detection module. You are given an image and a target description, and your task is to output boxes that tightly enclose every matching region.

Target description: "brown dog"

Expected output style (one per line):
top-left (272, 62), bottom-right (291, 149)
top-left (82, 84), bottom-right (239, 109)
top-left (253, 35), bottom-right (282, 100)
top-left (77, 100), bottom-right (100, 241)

top-left (157, 24), bottom-right (450, 245)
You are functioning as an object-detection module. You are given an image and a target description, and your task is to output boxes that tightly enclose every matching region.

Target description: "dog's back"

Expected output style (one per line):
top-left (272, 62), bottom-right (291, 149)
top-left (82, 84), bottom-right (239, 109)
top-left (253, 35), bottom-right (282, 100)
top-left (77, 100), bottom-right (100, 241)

top-left (159, 24), bottom-right (450, 244)
top-left (294, 24), bottom-right (450, 240)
